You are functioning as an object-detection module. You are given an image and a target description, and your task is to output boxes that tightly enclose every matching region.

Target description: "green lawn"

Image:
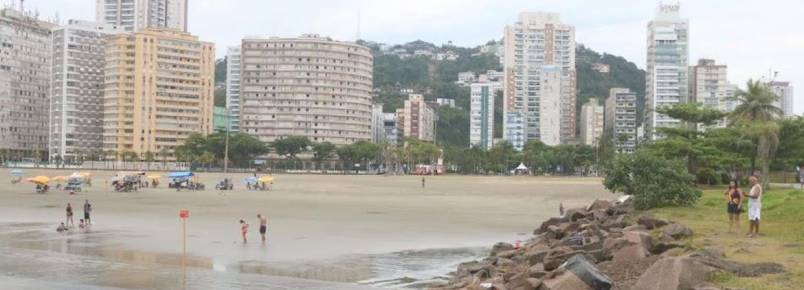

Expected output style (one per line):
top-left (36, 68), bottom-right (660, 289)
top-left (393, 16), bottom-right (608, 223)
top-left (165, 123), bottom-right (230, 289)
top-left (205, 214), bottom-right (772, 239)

top-left (650, 187), bottom-right (804, 290)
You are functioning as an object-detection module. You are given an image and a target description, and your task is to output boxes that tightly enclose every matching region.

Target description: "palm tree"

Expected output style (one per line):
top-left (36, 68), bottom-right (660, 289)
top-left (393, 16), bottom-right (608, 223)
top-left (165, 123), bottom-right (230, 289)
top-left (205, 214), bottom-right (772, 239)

top-left (730, 79), bottom-right (783, 185)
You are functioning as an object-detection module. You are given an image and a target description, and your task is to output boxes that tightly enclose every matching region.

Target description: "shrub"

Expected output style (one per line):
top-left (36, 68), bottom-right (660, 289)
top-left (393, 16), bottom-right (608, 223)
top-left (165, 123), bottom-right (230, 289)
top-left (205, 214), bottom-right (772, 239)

top-left (603, 150), bottom-right (701, 210)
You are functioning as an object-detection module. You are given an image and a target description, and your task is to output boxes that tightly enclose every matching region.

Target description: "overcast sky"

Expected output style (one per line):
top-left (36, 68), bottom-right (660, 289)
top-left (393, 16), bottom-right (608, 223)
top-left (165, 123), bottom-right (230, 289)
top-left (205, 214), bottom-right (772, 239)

top-left (22, 0), bottom-right (804, 114)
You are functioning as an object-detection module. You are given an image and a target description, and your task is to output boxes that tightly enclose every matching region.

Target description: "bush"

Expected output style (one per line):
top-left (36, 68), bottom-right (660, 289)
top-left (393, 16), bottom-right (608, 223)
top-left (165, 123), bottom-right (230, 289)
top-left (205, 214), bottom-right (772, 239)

top-left (603, 150), bottom-right (701, 210)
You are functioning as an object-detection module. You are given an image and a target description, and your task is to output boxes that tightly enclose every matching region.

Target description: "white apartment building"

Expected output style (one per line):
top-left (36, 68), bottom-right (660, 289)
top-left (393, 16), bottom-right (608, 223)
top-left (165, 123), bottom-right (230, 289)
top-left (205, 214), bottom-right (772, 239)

top-left (645, 2), bottom-right (689, 140)
top-left (396, 94), bottom-right (435, 142)
top-left (770, 81), bottom-right (795, 118)
top-left (0, 9), bottom-right (55, 158)
top-left (383, 112), bottom-right (399, 146)
top-left (689, 59), bottom-right (734, 128)
top-left (96, 0), bottom-right (188, 32)
top-left (49, 20), bottom-right (123, 162)
top-left (606, 88), bottom-right (638, 153)
top-left (371, 103), bottom-right (385, 144)
top-left (239, 34), bottom-right (374, 145)
top-left (503, 112), bottom-right (526, 151)
top-left (470, 82), bottom-right (501, 150)
top-left (580, 98), bottom-right (604, 146)
top-left (225, 45), bottom-right (241, 132)
top-left (503, 12), bottom-right (576, 146)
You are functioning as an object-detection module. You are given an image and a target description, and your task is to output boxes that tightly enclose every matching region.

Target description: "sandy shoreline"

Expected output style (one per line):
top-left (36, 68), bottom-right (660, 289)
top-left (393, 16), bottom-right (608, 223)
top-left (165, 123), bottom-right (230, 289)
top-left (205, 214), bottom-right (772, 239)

top-left (0, 169), bottom-right (609, 288)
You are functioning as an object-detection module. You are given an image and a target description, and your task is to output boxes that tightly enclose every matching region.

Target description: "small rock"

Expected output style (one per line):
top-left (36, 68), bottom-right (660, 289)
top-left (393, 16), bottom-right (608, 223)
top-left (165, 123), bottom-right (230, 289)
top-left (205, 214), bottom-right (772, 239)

top-left (636, 216), bottom-right (669, 229)
top-left (541, 255), bottom-right (612, 290)
top-left (536, 217), bottom-right (569, 234)
top-left (491, 242), bottom-right (516, 256)
top-left (564, 208), bottom-right (589, 222)
top-left (587, 199), bottom-right (613, 211)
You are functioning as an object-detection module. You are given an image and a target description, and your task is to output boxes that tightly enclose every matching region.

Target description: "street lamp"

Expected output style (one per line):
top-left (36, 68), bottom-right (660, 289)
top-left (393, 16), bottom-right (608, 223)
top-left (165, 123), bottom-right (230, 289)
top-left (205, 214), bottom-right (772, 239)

top-left (223, 108), bottom-right (230, 174)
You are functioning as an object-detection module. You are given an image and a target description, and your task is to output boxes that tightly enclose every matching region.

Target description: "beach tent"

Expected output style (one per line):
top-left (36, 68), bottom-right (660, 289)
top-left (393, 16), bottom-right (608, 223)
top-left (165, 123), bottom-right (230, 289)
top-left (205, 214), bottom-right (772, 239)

top-left (168, 171), bottom-right (194, 178)
top-left (244, 176), bottom-right (257, 184)
top-left (258, 176), bottom-right (274, 183)
top-left (10, 169), bottom-right (24, 176)
top-left (69, 172), bottom-right (83, 179)
top-left (516, 163), bottom-right (528, 170)
top-left (26, 176), bottom-right (50, 185)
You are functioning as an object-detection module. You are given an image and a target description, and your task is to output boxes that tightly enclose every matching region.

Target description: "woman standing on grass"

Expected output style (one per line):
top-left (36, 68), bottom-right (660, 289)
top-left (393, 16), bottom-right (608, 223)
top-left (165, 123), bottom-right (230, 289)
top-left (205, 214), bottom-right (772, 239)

top-left (724, 180), bottom-right (743, 233)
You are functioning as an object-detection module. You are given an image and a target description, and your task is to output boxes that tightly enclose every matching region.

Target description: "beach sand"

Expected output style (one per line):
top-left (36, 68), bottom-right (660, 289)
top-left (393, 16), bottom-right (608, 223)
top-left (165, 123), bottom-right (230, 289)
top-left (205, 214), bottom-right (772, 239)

top-left (0, 169), bottom-right (609, 289)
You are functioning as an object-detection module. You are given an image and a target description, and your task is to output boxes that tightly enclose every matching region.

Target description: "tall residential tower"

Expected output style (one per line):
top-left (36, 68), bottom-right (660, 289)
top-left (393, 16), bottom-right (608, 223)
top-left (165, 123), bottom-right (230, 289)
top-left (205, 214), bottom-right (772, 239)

top-left (503, 12), bottom-right (576, 148)
top-left (239, 34), bottom-right (373, 145)
top-left (225, 45), bottom-right (241, 132)
top-left (689, 59), bottom-right (734, 128)
top-left (96, 0), bottom-right (188, 32)
top-left (645, 2), bottom-right (689, 140)
top-left (470, 81), bottom-right (501, 150)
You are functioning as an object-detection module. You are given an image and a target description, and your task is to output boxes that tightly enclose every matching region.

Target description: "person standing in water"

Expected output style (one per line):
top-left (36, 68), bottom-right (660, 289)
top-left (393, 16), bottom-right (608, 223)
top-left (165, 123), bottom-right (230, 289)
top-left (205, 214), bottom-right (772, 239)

top-left (83, 199), bottom-right (92, 225)
top-left (240, 219), bottom-right (249, 243)
top-left (65, 203), bottom-right (74, 227)
top-left (257, 214), bottom-right (268, 243)
top-left (421, 177), bottom-right (426, 188)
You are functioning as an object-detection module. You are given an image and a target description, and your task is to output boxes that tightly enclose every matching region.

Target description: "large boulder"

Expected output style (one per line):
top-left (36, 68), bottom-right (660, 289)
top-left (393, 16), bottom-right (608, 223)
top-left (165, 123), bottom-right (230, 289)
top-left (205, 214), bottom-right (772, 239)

top-left (543, 247), bottom-right (582, 271)
top-left (631, 255), bottom-right (716, 290)
top-left (564, 208), bottom-right (589, 222)
top-left (536, 217), bottom-right (569, 234)
top-left (540, 255), bottom-right (612, 290)
top-left (491, 242), bottom-right (516, 256)
top-left (636, 216), bottom-right (669, 230)
top-left (587, 199), bottom-right (613, 212)
top-left (611, 231), bottom-right (654, 262)
top-left (662, 223), bottom-right (693, 240)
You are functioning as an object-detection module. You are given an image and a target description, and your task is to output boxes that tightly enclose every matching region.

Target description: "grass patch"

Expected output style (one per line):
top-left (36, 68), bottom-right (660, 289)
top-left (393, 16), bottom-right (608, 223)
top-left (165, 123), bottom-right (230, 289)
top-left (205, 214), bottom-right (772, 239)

top-left (649, 187), bottom-right (804, 290)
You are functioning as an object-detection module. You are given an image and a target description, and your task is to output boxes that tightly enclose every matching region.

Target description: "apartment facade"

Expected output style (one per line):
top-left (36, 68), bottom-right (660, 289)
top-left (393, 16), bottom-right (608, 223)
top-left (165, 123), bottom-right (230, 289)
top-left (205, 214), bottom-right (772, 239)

top-left (103, 28), bottom-right (214, 160)
top-left (606, 88), bottom-right (638, 153)
top-left (770, 81), bottom-right (795, 118)
top-left (239, 34), bottom-right (373, 145)
top-left (0, 9), bottom-right (55, 157)
top-left (225, 45), bottom-right (241, 132)
top-left (689, 59), bottom-right (734, 128)
top-left (645, 3), bottom-right (689, 140)
top-left (579, 98), bottom-right (604, 146)
top-left (470, 82), bottom-right (501, 150)
top-left (371, 103), bottom-right (385, 144)
top-left (96, 0), bottom-right (188, 32)
top-left (383, 112), bottom-right (399, 146)
top-left (503, 12), bottom-right (576, 147)
top-left (503, 112), bottom-right (526, 150)
top-left (397, 94), bottom-right (435, 142)
top-left (49, 20), bottom-right (123, 163)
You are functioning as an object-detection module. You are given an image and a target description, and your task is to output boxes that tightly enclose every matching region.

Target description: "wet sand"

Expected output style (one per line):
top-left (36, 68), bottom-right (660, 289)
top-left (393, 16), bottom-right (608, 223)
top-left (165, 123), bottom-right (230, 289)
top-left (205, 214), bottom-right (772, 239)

top-left (0, 169), bottom-right (609, 289)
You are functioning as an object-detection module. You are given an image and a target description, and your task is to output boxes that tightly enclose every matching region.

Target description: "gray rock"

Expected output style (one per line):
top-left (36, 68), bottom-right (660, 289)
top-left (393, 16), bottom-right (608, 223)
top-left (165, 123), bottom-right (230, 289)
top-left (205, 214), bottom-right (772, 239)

top-left (662, 223), bottom-right (693, 240)
top-left (491, 242), bottom-right (516, 256)
top-left (541, 255), bottom-right (612, 290)
top-left (636, 216), bottom-right (669, 229)
top-left (587, 199), bottom-right (613, 212)
top-left (632, 255), bottom-right (716, 290)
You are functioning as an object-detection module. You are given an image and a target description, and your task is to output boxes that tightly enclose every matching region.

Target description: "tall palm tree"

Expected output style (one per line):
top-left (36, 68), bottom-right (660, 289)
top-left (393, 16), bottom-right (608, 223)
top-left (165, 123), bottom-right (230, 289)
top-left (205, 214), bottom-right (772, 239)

top-left (730, 79), bottom-right (783, 185)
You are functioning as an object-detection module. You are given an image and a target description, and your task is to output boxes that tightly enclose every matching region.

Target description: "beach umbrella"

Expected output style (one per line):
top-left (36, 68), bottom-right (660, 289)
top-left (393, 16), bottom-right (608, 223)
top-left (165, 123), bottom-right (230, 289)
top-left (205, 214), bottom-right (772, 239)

top-left (51, 176), bottom-right (68, 182)
top-left (244, 176), bottom-right (257, 184)
top-left (10, 169), bottom-right (24, 176)
top-left (79, 172), bottom-right (93, 178)
top-left (69, 172), bottom-right (82, 179)
top-left (258, 176), bottom-right (274, 183)
top-left (26, 176), bottom-right (50, 185)
top-left (147, 174), bottom-right (161, 180)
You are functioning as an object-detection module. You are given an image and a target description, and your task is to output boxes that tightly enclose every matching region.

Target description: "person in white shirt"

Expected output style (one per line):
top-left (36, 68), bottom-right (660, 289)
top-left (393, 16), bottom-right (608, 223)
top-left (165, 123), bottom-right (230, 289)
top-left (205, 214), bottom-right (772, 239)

top-left (745, 176), bottom-right (763, 238)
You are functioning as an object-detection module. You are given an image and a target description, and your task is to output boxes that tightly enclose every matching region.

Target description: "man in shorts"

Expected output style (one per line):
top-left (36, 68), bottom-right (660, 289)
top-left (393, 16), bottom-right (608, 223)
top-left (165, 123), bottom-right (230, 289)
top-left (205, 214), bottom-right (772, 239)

top-left (83, 200), bottom-right (92, 225)
top-left (257, 214), bottom-right (268, 243)
top-left (746, 176), bottom-right (763, 238)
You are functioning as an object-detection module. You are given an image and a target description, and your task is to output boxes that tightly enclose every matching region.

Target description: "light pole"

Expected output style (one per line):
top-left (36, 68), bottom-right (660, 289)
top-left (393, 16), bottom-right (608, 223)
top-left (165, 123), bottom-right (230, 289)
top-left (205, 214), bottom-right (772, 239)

top-left (223, 108), bottom-right (230, 174)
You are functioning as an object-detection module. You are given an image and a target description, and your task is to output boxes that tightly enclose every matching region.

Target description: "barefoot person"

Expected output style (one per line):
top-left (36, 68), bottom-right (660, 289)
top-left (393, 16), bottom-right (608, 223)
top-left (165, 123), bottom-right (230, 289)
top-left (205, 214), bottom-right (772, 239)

top-left (257, 214), bottom-right (268, 243)
top-left (240, 219), bottom-right (249, 243)
top-left (83, 199), bottom-right (92, 225)
top-left (724, 180), bottom-right (743, 233)
top-left (745, 176), bottom-right (763, 238)
top-left (66, 203), bottom-right (74, 227)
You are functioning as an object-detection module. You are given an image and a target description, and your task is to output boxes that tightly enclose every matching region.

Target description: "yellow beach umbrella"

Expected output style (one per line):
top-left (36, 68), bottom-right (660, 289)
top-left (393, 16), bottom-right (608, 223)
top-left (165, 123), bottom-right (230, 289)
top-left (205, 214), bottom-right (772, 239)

top-left (51, 176), bottom-right (67, 182)
top-left (147, 174), bottom-right (161, 180)
top-left (258, 176), bottom-right (274, 183)
top-left (26, 176), bottom-right (50, 185)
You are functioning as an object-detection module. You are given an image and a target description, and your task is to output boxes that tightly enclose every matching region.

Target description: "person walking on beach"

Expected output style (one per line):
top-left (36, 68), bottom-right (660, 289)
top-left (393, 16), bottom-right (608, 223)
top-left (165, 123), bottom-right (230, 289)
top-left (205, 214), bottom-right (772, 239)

top-left (65, 203), bottom-right (74, 227)
top-left (257, 214), bottom-right (268, 243)
top-left (745, 176), bottom-right (763, 238)
top-left (240, 219), bottom-right (249, 243)
top-left (83, 199), bottom-right (92, 225)
top-left (724, 180), bottom-right (743, 233)
top-left (421, 177), bottom-right (426, 189)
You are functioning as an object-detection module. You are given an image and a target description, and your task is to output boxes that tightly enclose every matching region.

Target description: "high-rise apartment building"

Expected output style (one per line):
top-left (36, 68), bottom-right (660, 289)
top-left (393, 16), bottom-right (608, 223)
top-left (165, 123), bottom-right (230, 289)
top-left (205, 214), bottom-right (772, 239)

top-left (49, 20), bottom-right (123, 163)
top-left (503, 12), bottom-right (576, 147)
top-left (383, 112), bottom-right (399, 146)
top-left (0, 9), bottom-right (55, 157)
top-left (225, 45), bottom-right (241, 132)
top-left (396, 94), bottom-right (435, 142)
top-left (646, 2), bottom-right (689, 140)
top-left (606, 88), bottom-right (638, 153)
top-left (239, 34), bottom-right (373, 145)
top-left (470, 82), bottom-right (501, 150)
top-left (580, 98), bottom-right (604, 146)
top-left (770, 81), bottom-right (795, 118)
top-left (103, 28), bottom-right (214, 160)
top-left (689, 59), bottom-right (734, 128)
top-left (503, 112), bottom-right (526, 150)
top-left (371, 103), bottom-right (385, 144)
top-left (96, 0), bottom-right (188, 32)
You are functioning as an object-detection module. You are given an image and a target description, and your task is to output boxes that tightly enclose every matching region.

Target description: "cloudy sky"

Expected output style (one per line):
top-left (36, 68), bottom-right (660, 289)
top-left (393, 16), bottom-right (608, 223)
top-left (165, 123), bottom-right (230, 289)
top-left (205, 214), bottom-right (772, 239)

top-left (23, 0), bottom-right (804, 114)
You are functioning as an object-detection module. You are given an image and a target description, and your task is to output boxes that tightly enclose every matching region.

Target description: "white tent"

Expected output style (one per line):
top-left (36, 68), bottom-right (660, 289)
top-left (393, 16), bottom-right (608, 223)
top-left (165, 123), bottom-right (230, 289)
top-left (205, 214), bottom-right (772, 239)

top-left (516, 163), bottom-right (528, 170)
